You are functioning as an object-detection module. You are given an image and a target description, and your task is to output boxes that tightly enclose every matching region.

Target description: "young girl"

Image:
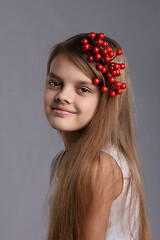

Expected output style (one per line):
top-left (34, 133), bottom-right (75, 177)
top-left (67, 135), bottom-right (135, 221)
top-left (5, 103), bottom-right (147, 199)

top-left (43, 32), bottom-right (152, 240)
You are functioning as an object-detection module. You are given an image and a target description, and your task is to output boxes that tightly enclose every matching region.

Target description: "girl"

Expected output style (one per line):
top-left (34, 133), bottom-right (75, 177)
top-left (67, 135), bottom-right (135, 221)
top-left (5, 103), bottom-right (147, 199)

top-left (43, 32), bottom-right (152, 240)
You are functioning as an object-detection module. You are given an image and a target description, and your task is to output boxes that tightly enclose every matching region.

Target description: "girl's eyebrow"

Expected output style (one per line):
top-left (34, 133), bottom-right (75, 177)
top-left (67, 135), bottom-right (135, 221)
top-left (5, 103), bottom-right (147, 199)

top-left (48, 72), bottom-right (94, 86)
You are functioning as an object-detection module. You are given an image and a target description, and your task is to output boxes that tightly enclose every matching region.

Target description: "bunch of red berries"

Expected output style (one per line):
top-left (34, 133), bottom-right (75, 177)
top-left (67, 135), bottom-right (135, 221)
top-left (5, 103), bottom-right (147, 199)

top-left (81, 32), bottom-right (126, 97)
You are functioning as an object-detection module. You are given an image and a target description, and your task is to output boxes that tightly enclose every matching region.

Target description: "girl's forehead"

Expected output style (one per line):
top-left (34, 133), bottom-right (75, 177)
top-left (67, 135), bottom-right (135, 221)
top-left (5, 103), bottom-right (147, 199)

top-left (50, 54), bottom-right (94, 84)
top-left (50, 53), bottom-right (73, 68)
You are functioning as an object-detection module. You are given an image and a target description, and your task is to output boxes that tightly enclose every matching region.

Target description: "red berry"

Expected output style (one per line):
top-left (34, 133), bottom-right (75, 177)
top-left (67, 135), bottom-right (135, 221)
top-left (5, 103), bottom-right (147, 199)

top-left (106, 46), bottom-right (112, 52)
top-left (102, 49), bottom-right (108, 55)
top-left (97, 39), bottom-right (103, 46)
top-left (95, 53), bottom-right (101, 61)
top-left (107, 72), bottom-right (112, 78)
top-left (82, 38), bottom-right (88, 44)
top-left (102, 41), bottom-right (108, 47)
top-left (93, 78), bottom-right (100, 85)
top-left (97, 64), bottom-right (103, 70)
top-left (109, 65), bottom-right (114, 71)
top-left (101, 86), bottom-right (108, 92)
top-left (102, 67), bottom-right (107, 73)
top-left (98, 33), bottom-right (104, 39)
top-left (84, 44), bottom-right (90, 50)
top-left (109, 77), bottom-right (115, 83)
top-left (108, 51), bottom-right (114, 57)
top-left (121, 83), bottom-right (126, 89)
top-left (93, 47), bottom-right (100, 53)
top-left (111, 70), bottom-right (117, 76)
top-left (104, 56), bottom-right (110, 62)
top-left (116, 70), bottom-right (121, 76)
top-left (99, 50), bottom-right (103, 55)
top-left (120, 63), bottom-right (125, 69)
top-left (88, 55), bottom-right (94, 62)
top-left (115, 81), bottom-right (122, 88)
top-left (114, 64), bottom-right (119, 70)
top-left (116, 89), bottom-right (123, 94)
top-left (117, 49), bottom-right (123, 55)
top-left (81, 46), bottom-right (85, 52)
top-left (110, 91), bottom-right (116, 97)
top-left (90, 32), bottom-right (96, 39)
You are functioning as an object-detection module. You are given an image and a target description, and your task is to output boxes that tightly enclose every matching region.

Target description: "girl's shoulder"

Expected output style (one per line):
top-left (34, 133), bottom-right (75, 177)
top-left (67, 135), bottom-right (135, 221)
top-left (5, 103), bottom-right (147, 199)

top-left (101, 144), bottom-right (130, 179)
top-left (100, 144), bottom-right (131, 202)
top-left (96, 151), bottom-right (124, 201)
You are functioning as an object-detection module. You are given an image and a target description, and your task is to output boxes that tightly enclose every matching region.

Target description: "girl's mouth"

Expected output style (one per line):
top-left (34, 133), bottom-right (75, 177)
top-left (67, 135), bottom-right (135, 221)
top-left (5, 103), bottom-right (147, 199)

top-left (53, 108), bottom-right (76, 116)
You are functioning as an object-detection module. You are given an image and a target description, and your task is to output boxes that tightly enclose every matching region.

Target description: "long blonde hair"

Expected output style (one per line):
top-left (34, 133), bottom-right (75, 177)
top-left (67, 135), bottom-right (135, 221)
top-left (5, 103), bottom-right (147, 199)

top-left (45, 33), bottom-right (152, 240)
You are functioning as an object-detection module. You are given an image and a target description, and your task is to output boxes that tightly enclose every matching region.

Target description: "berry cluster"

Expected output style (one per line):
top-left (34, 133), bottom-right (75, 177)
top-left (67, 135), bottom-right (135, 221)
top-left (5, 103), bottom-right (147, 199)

top-left (81, 32), bottom-right (126, 97)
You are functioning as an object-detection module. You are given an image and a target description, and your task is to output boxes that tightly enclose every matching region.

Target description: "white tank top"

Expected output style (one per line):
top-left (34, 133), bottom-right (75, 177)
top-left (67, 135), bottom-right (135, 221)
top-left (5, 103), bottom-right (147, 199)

top-left (48, 145), bottom-right (139, 239)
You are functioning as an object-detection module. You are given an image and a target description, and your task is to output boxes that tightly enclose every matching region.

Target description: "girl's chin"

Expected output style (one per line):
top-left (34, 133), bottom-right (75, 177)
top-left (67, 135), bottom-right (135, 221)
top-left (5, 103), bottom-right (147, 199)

top-left (50, 124), bottom-right (85, 132)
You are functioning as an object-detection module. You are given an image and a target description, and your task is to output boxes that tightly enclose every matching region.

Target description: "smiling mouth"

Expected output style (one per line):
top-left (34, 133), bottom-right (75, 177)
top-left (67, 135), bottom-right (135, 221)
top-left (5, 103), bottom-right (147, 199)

top-left (52, 108), bottom-right (76, 115)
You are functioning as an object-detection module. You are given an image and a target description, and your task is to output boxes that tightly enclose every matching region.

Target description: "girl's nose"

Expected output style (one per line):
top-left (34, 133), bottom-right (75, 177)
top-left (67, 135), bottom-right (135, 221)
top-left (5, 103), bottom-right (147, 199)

top-left (55, 89), bottom-right (73, 103)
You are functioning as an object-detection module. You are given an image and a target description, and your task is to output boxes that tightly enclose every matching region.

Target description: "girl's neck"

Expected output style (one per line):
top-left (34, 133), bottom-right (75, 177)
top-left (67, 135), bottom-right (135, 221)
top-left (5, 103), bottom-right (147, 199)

top-left (61, 129), bottom-right (84, 152)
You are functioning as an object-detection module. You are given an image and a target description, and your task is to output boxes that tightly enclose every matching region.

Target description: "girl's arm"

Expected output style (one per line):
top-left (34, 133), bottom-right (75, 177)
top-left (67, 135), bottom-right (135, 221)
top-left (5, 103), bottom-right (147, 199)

top-left (84, 152), bottom-right (123, 240)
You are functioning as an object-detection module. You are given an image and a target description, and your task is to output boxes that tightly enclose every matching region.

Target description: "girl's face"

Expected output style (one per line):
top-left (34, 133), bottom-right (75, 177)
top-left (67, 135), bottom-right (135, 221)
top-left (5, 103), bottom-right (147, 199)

top-left (43, 53), bottom-right (101, 132)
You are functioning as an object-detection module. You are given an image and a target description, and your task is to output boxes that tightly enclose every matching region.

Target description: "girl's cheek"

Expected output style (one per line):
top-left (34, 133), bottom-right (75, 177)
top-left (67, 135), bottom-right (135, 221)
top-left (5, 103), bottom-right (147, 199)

top-left (44, 94), bottom-right (51, 108)
top-left (44, 90), bottom-right (53, 101)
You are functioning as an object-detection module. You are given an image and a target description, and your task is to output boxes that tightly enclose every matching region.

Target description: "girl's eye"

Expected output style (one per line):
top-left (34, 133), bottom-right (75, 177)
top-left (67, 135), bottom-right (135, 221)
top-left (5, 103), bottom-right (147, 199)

top-left (47, 80), bottom-right (90, 94)
top-left (48, 80), bottom-right (61, 87)
top-left (78, 87), bottom-right (90, 93)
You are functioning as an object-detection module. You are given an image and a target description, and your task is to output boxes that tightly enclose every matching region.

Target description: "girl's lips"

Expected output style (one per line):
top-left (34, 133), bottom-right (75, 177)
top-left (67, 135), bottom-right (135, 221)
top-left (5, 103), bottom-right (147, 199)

top-left (53, 108), bottom-right (76, 115)
top-left (53, 107), bottom-right (77, 114)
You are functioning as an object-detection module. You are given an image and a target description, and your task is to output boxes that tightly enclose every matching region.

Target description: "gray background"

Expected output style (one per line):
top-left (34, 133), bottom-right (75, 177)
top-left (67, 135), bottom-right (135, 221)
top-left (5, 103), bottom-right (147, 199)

top-left (0, 0), bottom-right (159, 239)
